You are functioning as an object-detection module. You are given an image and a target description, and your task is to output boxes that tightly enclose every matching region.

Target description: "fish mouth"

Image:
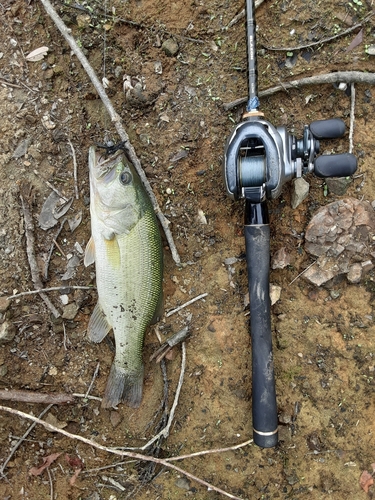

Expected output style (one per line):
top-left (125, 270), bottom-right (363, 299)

top-left (89, 147), bottom-right (125, 180)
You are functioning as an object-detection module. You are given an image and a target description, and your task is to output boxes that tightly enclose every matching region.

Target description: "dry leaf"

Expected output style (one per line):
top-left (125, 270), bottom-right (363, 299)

top-left (346, 29), bottom-right (363, 53)
top-left (65, 453), bottom-right (84, 469)
top-left (69, 467), bottom-right (82, 486)
top-left (359, 470), bottom-right (374, 493)
top-left (26, 46), bottom-right (49, 62)
top-left (45, 412), bottom-right (68, 430)
top-left (29, 452), bottom-right (61, 476)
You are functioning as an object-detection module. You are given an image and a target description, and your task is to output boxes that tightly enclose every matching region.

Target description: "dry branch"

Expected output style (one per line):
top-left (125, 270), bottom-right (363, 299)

top-left (19, 189), bottom-right (60, 318)
top-left (0, 390), bottom-right (74, 405)
top-left (39, 0), bottom-right (181, 265)
top-left (223, 71), bottom-right (375, 111)
top-left (0, 405), bottom-right (246, 500)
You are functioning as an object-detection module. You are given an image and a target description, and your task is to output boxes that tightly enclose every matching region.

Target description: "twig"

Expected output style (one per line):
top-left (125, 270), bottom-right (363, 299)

top-left (0, 404), bottom-right (244, 500)
top-left (124, 342), bottom-right (187, 452)
top-left (223, 71), bottom-right (375, 111)
top-left (0, 390), bottom-right (74, 404)
top-left (262, 13), bottom-right (373, 52)
top-left (19, 189), bottom-right (61, 319)
top-left (39, 0), bottom-right (181, 266)
top-left (84, 362), bottom-right (100, 399)
top-left (47, 468), bottom-right (53, 500)
top-left (73, 393), bottom-right (102, 401)
top-left (226, 0), bottom-right (265, 29)
top-left (289, 260), bottom-right (317, 285)
top-left (165, 439), bottom-right (253, 462)
top-left (349, 83), bottom-right (355, 154)
top-left (166, 293), bottom-right (208, 317)
top-left (7, 286), bottom-right (94, 300)
top-left (67, 138), bottom-right (79, 200)
top-left (45, 180), bottom-right (69, 202)
top-left (44, 217), bottom-right (67, 280)
top-left (0, 404), bottom-right (53, 475)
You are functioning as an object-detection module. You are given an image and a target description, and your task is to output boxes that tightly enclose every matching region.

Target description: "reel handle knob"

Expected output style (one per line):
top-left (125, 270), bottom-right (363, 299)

top-left (314, 153), bottom-right (357, 178)
top-left (310, 118), bottom-right (346, 139)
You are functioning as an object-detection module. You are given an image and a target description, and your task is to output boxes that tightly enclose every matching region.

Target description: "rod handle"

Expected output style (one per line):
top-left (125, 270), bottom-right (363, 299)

top-left (244, 222), bottom-right (278, 448)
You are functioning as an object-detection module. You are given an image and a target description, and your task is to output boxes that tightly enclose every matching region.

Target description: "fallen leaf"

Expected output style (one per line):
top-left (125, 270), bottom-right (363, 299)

top-left (65, 454), bottom-right (84, 469)
top-left (346, 29), bottom-right (363, 52)
top-left (45, 412), bottom-right (68, 430)
top-left (26, 46), bottom-right (49, 62)
top-left (360, 470), bottom-right (374, 493)
top-left (29, 452), bottom-right (61, 476)
top-left (69, 467), bottom-right (82, 486)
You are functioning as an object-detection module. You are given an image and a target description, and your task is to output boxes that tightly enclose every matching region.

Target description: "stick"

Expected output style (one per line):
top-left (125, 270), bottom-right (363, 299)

top-left (166, 293), bottom-right (208, 317)
top-left (39, 0), bottom-right (181, 266)
top-left (349, 82), bottom-right (355, 154)
top-left (289, 260), bottom-right (317, 285)
top-left (223, 71), bottom-right (375, 111)
top-left (7, 286), bottom-right (94, 300)
top-left (67, 138), bottom-right (79, 200)
top-left (19, 189), bottom-right (61, 319)
top-left (0, 390), bottom-right (74, 405)
top-left (165, 439), bottom-right (253, 462)
top-left (0, 405), bottom-right (244, 500)
top-left (84, 362), bottom-right (100, 399)
top-left (125, 342), bottom-right (186, 452)
top-left (226, 0), bottom-right (265, 29)
top-left (262, 13), bottom-right (373, 52)
top-left (0, 404), bottom-right (53, 475)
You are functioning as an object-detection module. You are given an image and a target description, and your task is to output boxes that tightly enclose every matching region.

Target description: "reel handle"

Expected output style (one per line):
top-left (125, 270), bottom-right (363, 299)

top-left (310, 118), bottom-right (346, 139)
top-left (314, 153), bottom-right (358, 178)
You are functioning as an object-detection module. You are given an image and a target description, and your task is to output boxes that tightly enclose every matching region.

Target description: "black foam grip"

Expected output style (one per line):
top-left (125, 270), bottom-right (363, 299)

top-left (244, 223), bottom-right (278, 448)
top-left (310, 119), bottom-right (346, 139)
top-left (314, 153), bottom-right (357, 178)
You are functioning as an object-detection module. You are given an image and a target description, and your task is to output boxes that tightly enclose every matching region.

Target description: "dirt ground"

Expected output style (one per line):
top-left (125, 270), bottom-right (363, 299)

top-left (1, 0), bottom-right (375, 498)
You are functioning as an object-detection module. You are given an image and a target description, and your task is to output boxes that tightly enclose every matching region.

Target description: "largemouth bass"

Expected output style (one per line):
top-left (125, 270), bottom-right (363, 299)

top-left (84, 146), bottom-right (163, 408)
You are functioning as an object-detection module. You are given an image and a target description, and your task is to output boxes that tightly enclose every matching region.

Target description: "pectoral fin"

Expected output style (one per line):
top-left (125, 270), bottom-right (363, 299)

top-left (84, 236), bottom-right (95, 267)
top-left (104, 237), bottom-right (121, 269)
top-left (88, 303), bottom-right (112, 342)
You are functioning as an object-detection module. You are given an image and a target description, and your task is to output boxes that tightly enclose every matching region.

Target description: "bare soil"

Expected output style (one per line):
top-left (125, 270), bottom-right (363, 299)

top-left (1, 0), bottom-right (375, 499)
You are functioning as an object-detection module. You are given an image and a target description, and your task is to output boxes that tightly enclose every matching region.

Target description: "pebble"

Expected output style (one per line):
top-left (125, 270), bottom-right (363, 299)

top-left (272, 247), bottom-right (291, 269)
top-left (0, 296), bottom-right (10, 314)
top-left (291, 177), bottom-right (309, 208)
top-left (62, 303), bottom-right (79, 320)
top-left (162, 38), bottom-right (179, 57)
top-left (0, 321), bottom-right (16, 344)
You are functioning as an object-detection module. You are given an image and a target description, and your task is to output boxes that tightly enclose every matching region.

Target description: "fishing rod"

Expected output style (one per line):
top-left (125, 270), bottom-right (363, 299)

top-left (223, 0), bottom-right (357, 448)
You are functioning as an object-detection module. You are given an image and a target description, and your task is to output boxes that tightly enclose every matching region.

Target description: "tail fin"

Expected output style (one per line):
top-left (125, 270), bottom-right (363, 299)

top-left (101, 362), bottom-right (144, 409)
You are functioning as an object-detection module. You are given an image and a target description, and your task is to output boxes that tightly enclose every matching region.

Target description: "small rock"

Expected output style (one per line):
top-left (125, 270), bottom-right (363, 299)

top-left (0, 321), bottom-right (16, 344)
top-left (330, 290), bottom-right (340, 299)
top-left (325, 177), bottom-right (352, 196)
top-left (62, 303), bottom-right (79, 320)
top-left (291, 177), bottom-right (309, 209)
top-left (347, 263), bottom-right (362, 283)
top-left (0, 297), bottom-right (10, 314)
top-left (110, 411), bottom-right (122, 428)
top-left (0, 364), bottom-right (8, 377)
top-left (270, 284), bottom-right (281, 305)
top-left (162, 38), bottom-right (179, 57)
top-left (175, 477), bottom-right (191, 490)
top-left (272, 247), bottom-right (291, 269)
top-left (60, 294), bottom-right (69, 305)
top-left (366, 45), bottom-right (375, 56)
top-left (76, 14), bottom-right (91, 29)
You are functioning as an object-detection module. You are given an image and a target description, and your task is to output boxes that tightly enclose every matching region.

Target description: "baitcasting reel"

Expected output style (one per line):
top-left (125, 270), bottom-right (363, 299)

top-left (224, 116), bottom-right (357, 204)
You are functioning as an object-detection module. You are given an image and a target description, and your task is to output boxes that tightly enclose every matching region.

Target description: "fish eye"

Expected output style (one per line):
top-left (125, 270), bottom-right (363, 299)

top-left (119, 171), bottom-right (132, 185)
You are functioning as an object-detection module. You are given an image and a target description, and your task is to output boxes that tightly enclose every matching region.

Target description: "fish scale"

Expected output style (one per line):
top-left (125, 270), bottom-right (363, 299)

top-left (85, 147), bottom-right (163, 408)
